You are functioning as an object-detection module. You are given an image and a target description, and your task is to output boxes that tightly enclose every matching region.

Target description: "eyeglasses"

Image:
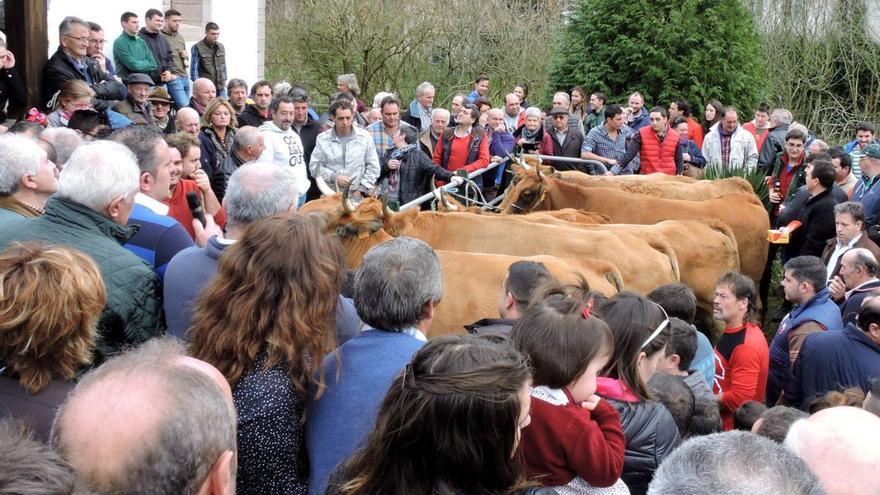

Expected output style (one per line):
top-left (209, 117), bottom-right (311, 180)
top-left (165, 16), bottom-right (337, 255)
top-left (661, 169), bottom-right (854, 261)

top-left (89, 38), bottom-right (106, 45)
top-left (641, 303), bottom-right (670, 349)
top-left (63, 34), bottom-right (90, 43)
top-left (552, 114), bottom-right (568, 120)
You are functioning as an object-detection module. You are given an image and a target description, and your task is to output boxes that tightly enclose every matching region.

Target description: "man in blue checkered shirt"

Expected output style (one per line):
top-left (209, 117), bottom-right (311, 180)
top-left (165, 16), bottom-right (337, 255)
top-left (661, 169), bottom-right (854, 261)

top-left (581, 104), bottom-right (638, 175)
top-left (365, 94), bottom-right (417, 162)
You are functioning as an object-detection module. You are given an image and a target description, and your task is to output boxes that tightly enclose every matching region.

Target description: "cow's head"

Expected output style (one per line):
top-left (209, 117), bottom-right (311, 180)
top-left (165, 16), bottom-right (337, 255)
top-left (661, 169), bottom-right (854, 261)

top-left (304, 187), bottom-right (400, 267)
top-left (501, 166), bottom-right (552, 214)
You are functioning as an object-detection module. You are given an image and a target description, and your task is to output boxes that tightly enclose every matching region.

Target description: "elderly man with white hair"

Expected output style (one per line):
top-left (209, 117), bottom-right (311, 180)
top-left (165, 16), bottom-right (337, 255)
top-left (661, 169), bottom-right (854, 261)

top-left (189, 77), bottom-right (216, 116)
top-left (419, 107), bottom-right (449, 158)
top-left (785, 406), bottom-right (880, 495)
top-left (402, 81), bottom-right (435, 132)
top-left (0, 134), bottom-right (58, 223)
top-left (0, 140), bottom-right (164, 361)
top-left (175, 106), bottom-right (201, 137)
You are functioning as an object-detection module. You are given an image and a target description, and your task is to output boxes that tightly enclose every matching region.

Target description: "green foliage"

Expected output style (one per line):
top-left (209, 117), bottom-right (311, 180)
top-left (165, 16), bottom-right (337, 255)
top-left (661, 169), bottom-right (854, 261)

top-left (265, 0), bottom-right (555, 109)
top-left (548, 0), bottom-right (768, 115)
top-left (746, 0), bottom-right (880, 142)
top-left (702, 163), bottom-right (769, 205)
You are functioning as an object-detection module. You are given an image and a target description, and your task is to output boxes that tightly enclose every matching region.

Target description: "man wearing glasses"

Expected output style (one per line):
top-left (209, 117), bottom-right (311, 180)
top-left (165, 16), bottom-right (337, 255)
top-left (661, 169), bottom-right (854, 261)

top-left (42, 16), bottom-right (125, 111)
top-left (86, 22), bottom-right (115, 77)
top-left (712, 271), bottom-right (770, 430)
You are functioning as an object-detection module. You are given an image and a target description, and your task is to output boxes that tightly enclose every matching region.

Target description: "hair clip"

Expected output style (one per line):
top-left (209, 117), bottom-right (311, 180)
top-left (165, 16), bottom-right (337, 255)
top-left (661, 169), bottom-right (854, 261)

top-left (582, 302), bottom-right (592, 319)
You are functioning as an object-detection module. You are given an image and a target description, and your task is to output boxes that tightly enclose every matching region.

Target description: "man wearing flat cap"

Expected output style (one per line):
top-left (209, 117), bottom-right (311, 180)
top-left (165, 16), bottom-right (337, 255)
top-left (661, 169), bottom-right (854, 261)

top-left (149, 87), bottom-right (175, 134)
top-left (113, 73), bottom-right (154, 125)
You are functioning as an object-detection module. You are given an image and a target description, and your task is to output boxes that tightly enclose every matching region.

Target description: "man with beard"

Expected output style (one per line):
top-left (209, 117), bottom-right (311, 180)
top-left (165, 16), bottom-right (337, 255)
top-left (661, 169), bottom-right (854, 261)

top-left (259, 95), bottom-right (309, 202)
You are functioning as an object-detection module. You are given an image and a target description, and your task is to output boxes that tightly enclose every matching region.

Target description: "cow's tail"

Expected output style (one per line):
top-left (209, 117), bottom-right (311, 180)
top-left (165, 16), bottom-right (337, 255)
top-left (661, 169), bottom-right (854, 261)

top-left (698, 217), bottom-right (741, 270)
top-left (605, 269), bottom-right (624, 293)
top-left (649, 240), bottom-right (682, 283)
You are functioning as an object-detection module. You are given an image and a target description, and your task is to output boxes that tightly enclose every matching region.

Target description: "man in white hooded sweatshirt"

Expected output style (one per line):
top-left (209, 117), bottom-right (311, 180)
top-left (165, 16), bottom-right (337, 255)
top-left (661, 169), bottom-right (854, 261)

top-left (259, 95), bottom-right (308, 201)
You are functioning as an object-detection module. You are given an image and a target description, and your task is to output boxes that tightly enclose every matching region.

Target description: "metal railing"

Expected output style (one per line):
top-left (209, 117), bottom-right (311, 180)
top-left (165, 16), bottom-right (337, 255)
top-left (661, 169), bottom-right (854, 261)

top-left (398, 158), bottom-right (506, 211)
top-left (397, 153), bottom-right (607, 211)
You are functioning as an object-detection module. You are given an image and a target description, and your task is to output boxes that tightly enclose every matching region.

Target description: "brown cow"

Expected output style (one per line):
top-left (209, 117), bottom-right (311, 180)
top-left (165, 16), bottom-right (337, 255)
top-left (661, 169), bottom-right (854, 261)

top-left (501, 169), bottom-right (769, 283)
top-left (308, 197), bottom-right (624, 335)
top-left (380, 208), bottom-right (682, 295)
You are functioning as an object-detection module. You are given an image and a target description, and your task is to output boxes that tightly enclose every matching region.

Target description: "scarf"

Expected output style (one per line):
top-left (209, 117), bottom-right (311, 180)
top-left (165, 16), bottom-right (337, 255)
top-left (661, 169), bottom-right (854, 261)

top-left (385, 144), bottom-right (418, 192)
top-left (521, 125), bottom-right (542, 142)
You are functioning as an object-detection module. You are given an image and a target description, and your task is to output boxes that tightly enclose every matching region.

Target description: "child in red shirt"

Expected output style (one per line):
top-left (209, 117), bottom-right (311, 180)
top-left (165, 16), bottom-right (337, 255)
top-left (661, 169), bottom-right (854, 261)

top-left (511, 288), bottom-right (627, 494)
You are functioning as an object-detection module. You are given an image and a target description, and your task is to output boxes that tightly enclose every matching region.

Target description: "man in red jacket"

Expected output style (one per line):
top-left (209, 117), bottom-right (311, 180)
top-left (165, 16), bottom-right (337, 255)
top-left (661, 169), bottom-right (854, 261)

top-left (712, 271), bottom-right (770, 430)
top-left (615, 106), bottom-right (683, 175)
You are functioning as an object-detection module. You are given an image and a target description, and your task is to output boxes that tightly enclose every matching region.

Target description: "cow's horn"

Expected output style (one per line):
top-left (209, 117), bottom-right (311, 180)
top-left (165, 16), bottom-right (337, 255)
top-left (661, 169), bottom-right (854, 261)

top-left (316, 176), bottom-right (336, 197)
top-left (439, 187), bottom-right (458, 211)
top-left (341, 184), bottom-right (355, 214)
top-left (381, 193), bottom-right (394, 218)
top-left (536, 165), bottom-right (544, 181)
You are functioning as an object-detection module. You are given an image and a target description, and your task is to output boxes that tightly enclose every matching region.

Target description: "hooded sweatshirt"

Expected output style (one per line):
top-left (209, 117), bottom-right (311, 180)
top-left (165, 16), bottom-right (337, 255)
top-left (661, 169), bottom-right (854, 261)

top-left (258, 121), bottom-right (309, 196)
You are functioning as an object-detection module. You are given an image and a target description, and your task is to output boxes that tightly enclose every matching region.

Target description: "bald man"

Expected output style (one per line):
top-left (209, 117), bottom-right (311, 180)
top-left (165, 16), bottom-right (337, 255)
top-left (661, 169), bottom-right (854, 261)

top-left (52, 339), bottom-right (236, 495)
top-left (189, 77), bottom-right (217, 115)
top-left (175, 107), bottom-right (201, 137)
top-left (785, 406), bottom-right (880, 494)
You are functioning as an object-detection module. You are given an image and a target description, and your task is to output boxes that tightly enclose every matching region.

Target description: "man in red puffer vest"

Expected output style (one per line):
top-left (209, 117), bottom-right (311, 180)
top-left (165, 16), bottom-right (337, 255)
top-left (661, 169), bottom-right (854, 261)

top-left (612, 106), bottom-right (683, 176)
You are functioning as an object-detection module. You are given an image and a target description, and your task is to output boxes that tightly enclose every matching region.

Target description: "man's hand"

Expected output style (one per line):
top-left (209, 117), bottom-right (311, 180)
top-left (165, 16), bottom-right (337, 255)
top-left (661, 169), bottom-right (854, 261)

top-left (605, 158), bottom-right (618, 166)
top-left (2, 50), bottom-right (15, 69)
top-left (192, 169), bottom-right (211, 193)
top-left (683, 152), bottom-right (692, 162)
top-left (769, 189), bottom-right (782, 204)
top-left (450, 176), bottom-right (465, 187)
top-left (387, 159), bottom-right (400, 170)
top-left (828, 275), bottom-right (846, 301)
top-left (192, 213), bottom-right (223, 247)
top-left (580, 394), bottom-right (602, 411)
top-left (90, 52), bottom-right (106, 67)
top-left (336, 175), bottom-right (351, 187)
top-left (605, 171), bottom-right (615, 176)
top-left (490, 155), bottom-right (503, 163)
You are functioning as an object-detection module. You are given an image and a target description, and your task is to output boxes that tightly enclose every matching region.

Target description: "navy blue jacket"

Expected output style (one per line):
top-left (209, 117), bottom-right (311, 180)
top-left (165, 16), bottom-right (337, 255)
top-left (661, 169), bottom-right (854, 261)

top-left (841, 279), bottom-right (880, 325)
top-left (786, 323), bottom-right (880, 410)
top-left (767, 288), bottom-right (843, 405)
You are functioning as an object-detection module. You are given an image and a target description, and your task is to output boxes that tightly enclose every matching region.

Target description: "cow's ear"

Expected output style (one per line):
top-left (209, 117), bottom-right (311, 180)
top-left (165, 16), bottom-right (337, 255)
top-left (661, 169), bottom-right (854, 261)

top-left (383, 208), bottom-right (419, 235)
top-left (510, 162), bottom-right (524, 176)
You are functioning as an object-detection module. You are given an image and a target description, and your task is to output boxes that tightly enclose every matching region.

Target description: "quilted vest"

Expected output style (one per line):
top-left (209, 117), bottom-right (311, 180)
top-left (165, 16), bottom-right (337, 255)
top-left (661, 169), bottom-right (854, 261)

top-left (639, 125), bottom-right (679, 175)
top-left (766, 287), bottom-right (843, 404)
top-left (194, 40), bottom-right (226, 88)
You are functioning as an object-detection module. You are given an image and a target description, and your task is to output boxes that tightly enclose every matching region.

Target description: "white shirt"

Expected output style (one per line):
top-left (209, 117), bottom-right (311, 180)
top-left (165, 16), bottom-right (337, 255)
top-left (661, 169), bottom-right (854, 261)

top-left (135, 192), bottom-right (169, 215)
top-left (363, 325), bottom-right (426, 342)
top-left (826, 233), bottom-right (862, 281)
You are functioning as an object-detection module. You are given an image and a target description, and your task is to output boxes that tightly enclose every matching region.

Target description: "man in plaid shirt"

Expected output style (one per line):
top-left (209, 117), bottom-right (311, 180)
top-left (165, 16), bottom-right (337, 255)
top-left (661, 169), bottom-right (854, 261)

top-left (581, 104), bottom-right (636, 174)
top-left (366, 94), bottom-right (417, 161)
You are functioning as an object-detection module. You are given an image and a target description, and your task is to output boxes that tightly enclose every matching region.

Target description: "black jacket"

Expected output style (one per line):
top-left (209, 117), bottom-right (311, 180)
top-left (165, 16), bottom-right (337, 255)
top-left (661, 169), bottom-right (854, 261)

top-left (758, 124), bottom-right (790, 171)
top-left (138, 28), bottom-right (173, 84)
top-left (782, 186), bottom-right (839, 262)
top-left (606, 398), bottom-right (681, 495)
top-left (379, 146), bottom-right (455, 207)
top-left (0, 66), bottom-right (25, 121)
top-left (237, 104), bottom-right (270, 128)
top-left (293, 119), bottom-right (321, 165)
top-left (42, 46), bottom-right (126, 111)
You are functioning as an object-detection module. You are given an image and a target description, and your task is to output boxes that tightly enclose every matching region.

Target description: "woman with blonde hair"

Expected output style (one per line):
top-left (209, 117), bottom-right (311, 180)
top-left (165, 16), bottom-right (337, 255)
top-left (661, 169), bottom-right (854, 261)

top-left (0, 243), bottom-right (105, 440)
top-left (189, 213), bottom-right (346, 495)
top-left (46, 79), bottom-right (94, 128)
top-left (198, 97), bottom-right (238, 185)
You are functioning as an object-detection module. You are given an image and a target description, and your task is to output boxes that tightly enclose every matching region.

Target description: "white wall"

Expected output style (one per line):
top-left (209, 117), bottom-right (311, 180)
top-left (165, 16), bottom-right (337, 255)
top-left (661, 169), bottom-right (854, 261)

top-left (212, 0), bottom-right (258, 85)
top-left (46, 0), bottom-right (259, 87)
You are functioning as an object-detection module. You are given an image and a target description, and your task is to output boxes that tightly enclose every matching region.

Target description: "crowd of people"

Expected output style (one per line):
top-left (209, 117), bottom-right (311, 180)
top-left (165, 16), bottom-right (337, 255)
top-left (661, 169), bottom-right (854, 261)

top-left (1, 7), bottom-right (880, 495)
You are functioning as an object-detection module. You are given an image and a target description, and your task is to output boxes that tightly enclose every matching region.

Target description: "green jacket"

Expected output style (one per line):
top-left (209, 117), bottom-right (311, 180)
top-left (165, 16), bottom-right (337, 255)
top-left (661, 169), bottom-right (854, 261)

top-left (584, 110), bottom-right (603, 132)
top-left (113, 31), bottom-right (157, 81)
top-left (0, 197), bottom-right (164, 360)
